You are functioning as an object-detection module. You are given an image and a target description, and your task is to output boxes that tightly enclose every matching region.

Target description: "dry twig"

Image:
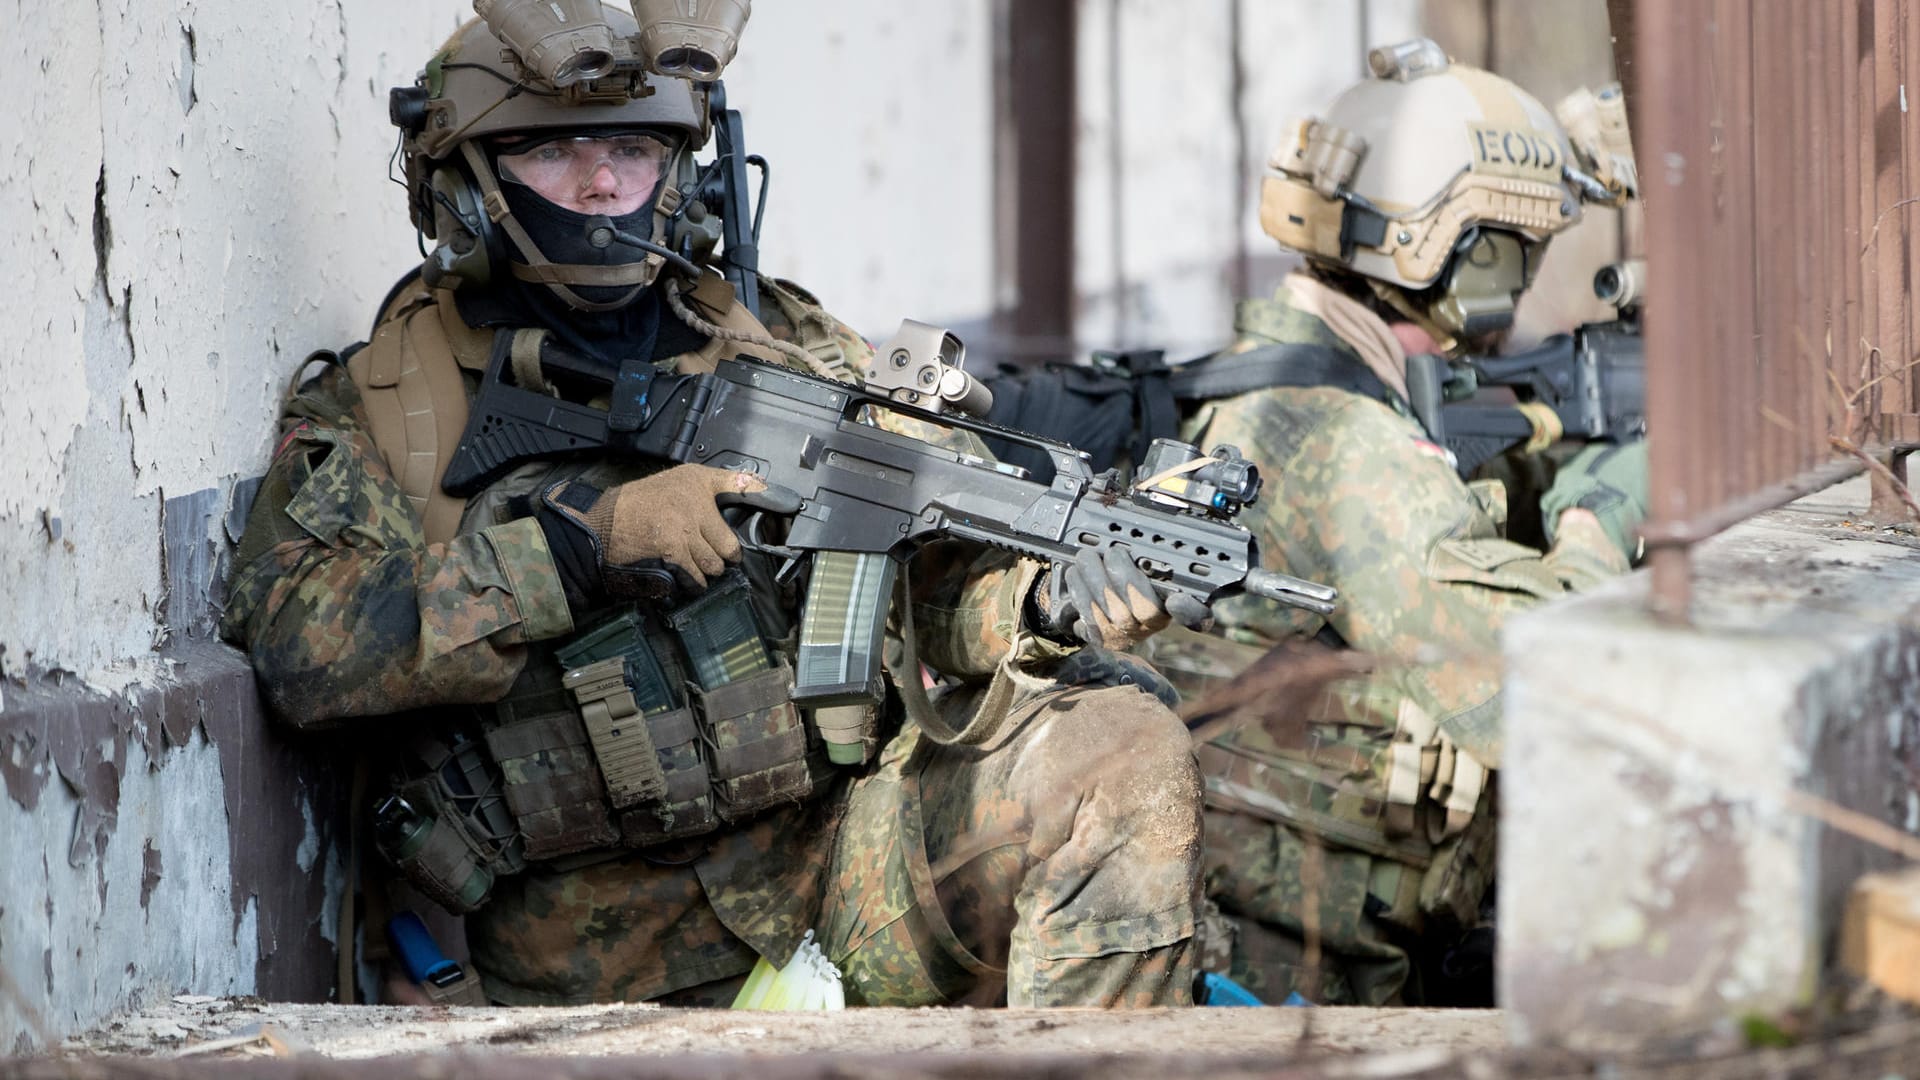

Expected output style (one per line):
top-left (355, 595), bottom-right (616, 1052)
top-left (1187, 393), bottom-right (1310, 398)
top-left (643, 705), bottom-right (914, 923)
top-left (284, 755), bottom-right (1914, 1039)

top-left (1860, 194), bottom-right (1920, 260)
top-left (1179, 641), bottom-right (1376, 746)
top-left (1829, 434), bottom-right (1920, 523)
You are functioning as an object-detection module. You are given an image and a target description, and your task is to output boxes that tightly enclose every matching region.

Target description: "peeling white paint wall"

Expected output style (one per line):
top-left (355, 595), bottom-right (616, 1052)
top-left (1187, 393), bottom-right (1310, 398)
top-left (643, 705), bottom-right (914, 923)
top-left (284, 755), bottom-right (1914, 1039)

top-left (0, 0), bottom-right (463, 1053)
top-left (2, 0), bottom-right (475, 683)
top-left (0, 730), bottom-right (270, 1053)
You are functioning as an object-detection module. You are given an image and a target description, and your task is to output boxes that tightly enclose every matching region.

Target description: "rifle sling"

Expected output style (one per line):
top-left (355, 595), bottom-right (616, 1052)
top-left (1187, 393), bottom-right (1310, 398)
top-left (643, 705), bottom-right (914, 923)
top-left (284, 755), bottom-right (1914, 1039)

top-left (1164, 344), bottom-right (1396, 406)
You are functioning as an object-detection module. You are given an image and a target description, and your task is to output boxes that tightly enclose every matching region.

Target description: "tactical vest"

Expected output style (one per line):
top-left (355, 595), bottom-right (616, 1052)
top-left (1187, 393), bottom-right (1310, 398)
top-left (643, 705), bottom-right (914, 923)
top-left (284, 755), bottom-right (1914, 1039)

top-left (348, 273), bottom-right (867, 915)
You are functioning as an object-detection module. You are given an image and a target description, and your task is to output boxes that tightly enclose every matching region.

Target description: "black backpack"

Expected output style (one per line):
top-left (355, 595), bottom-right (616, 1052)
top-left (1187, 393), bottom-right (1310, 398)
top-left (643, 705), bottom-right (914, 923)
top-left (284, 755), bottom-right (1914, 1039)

top-left (980, 345), bottom-right (1393, 484)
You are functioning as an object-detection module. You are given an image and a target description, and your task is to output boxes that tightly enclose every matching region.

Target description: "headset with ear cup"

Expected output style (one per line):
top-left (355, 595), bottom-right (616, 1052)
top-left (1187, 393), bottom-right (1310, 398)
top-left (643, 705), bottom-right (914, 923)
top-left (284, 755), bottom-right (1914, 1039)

top-left (422, 163), bottom-right (505, 290)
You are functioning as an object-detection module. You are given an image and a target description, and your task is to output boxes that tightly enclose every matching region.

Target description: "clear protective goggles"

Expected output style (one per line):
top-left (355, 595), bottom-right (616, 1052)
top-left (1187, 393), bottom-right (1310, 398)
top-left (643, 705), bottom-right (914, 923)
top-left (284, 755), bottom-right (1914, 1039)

top-left (495, 132), bottom-right (677, 200)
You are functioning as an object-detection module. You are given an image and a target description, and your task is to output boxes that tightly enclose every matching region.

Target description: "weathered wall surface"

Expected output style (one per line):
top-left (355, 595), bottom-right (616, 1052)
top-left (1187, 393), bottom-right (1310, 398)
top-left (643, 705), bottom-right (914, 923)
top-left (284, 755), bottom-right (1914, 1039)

top-left (1501, 477), bottom-right (1920, 1048)
top-left (1, 0), bottom-right (473, 685)
top-left (0, 0), bottom-right (468, 1054)
top-left (1074, 1), bottom-right (1425, 360)
top-left (0, 645), bottom-right (351, 1055)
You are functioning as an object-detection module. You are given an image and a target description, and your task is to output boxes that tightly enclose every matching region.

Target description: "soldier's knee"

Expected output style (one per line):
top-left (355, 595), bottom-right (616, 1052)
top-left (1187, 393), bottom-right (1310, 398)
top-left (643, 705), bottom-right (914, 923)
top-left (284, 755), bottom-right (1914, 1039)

top-left (1020, 685), bottom-right (1203, 859)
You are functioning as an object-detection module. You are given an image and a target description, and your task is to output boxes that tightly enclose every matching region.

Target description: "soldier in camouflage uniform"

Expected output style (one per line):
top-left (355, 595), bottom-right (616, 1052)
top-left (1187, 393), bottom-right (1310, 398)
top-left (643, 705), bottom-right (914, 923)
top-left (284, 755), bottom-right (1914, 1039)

top-left (223, 6), bottom-right (1209, 1008)
top-left (1139, 40), bottom-right (1649, 1005)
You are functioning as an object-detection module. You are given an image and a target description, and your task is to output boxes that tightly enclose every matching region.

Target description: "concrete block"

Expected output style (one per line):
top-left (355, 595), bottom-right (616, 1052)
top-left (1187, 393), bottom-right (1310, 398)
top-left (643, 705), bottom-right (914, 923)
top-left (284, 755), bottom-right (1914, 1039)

top-left (1501, 477), bottom-right (1920, 1048)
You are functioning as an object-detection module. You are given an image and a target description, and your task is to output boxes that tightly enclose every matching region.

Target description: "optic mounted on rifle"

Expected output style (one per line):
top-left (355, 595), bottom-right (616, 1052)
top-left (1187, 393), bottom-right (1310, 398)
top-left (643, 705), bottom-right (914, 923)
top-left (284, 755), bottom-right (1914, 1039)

top-left (1133, 440), bottom-right (1263, 519)
top-left (865, 320), bottom-right (994, 417)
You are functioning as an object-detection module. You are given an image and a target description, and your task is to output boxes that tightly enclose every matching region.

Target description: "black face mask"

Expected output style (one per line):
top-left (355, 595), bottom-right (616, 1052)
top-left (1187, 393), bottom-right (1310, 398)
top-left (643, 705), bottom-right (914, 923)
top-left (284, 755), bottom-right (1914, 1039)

top-left (498, 180), bottom-right (659, 311)
top-left (457, 245), bottom-right (707, 371)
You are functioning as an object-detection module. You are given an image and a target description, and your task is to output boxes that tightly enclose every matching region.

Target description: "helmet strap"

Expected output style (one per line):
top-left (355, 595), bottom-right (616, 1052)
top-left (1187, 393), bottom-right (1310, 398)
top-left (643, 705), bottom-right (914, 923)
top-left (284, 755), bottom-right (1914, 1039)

top-left (457, 140), bottom-right (661, 313)
top-left (1366, 278), bottom-right (1462, 359)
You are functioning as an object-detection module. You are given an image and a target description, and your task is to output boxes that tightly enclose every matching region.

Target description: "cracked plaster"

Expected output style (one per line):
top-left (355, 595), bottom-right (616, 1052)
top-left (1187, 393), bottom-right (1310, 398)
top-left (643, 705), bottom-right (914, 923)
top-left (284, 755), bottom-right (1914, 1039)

top-left (0, 0), bottom-right (470, 683)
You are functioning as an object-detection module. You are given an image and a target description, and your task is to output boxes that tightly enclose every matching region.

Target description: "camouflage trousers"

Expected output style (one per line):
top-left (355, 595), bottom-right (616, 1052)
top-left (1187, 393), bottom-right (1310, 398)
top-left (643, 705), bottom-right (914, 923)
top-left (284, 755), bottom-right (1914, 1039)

top-left (1198, 799), bottom-right (1496, 1006)
top-left (1199, 807), bottom-right (1411, 1006)
top-left (469, 676), bottom-right (1205, 1007)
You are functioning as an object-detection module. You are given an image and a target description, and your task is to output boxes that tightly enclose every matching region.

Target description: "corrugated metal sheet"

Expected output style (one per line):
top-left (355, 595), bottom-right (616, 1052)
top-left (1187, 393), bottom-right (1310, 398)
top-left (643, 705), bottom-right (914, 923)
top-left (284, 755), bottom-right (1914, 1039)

top-left (1637, 0), bottom-right (1920, 616)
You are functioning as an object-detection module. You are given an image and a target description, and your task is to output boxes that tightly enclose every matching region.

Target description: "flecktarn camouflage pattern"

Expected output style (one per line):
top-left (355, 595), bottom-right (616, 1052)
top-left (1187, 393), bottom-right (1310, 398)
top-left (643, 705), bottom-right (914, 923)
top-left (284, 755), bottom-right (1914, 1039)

top-left (1158, 275), bottom-right (1626, 1004)
top-left (224, 278), bottom-right (1204, 1007)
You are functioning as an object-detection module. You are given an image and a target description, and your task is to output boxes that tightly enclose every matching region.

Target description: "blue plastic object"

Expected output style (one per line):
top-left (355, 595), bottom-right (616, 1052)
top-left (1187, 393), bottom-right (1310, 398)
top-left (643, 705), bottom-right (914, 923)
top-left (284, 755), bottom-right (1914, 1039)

top-left (1197, 972), bottom-right (1264, 1007)
top-left (1282, 991), bottom-right (1313, 1007)
top-left (387, 910), bottom-right (460, 986)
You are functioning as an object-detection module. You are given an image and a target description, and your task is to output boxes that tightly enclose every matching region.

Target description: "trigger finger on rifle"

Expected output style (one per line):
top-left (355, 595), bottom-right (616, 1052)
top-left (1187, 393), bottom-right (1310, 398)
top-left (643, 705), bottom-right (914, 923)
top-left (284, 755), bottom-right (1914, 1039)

top-left (716, 482), bottom-right (804, 516)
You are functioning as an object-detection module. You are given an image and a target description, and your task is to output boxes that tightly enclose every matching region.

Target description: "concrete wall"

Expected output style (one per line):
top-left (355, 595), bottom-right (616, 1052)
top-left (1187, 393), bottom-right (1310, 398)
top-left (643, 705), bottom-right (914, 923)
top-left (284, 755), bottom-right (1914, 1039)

top-left (1, 0), bottom-right (473, 685)
top-left (1, 0), bottom-right (467, 1053)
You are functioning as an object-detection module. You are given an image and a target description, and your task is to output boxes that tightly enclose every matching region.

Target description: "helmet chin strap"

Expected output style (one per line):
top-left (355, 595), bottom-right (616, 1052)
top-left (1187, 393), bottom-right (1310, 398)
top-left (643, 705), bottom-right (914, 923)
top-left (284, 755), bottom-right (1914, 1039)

top-left (1366, 277), bottom-right (1463, 359)
top-left (457, 141), bottom-right (664, 313)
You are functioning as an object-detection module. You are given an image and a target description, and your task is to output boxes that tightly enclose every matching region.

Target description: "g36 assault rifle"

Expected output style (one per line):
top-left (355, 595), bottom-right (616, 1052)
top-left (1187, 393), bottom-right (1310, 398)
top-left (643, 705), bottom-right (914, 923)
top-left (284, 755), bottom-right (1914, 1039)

top-left (441, 338), bottom-right (1338, 711)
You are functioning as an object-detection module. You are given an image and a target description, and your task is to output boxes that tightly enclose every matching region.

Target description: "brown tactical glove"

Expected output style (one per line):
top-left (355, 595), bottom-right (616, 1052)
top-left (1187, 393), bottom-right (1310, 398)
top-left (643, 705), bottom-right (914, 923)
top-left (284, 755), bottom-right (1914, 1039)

top-left (536, 465), bottom-right (799, 607)
top-left (1029, 547), bottom-right (1212, 650)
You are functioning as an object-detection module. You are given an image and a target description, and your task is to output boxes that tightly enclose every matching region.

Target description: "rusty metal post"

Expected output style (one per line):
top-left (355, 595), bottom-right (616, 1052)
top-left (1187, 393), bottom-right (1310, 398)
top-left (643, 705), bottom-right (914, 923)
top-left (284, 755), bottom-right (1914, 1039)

top-left (1624, 0), bottom-right (1920, 620)
top-left (1645, 546), bottom-right (1691, 624)
top-left (1633, 0), bottom-right (1704, 623)
top-left (1870, 449), bottom-right (1918, 522)
top-left (1604, 0), bottom-right (1637, 115)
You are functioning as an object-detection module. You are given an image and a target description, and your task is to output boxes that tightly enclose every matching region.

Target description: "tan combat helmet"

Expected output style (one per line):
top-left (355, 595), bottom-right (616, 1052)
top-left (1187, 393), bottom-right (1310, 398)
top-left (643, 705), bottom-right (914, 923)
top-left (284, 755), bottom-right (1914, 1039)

top-left (388, 4), bottom-right (711, 310)
top-left (1259, 38), bottom-right (1636, 347)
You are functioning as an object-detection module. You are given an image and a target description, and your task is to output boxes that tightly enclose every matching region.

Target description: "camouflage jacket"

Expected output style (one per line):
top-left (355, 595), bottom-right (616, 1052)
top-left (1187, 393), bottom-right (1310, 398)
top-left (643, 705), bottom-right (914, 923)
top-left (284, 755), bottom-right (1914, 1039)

top-left (223, 278), bottom-right (1061, 727)
top-left (1158, 274), bottom-right (1627, 771)
top-left (221, 273), bottom-right (1070, 1003)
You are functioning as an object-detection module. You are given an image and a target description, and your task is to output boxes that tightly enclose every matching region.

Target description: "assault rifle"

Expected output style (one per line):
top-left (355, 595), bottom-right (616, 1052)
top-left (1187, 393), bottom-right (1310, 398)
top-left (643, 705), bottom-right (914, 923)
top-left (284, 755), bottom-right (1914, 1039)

top-left (440, 334), bottom-right (1337, 711)
top-left (1410, 260), bottom-right (1646, 477)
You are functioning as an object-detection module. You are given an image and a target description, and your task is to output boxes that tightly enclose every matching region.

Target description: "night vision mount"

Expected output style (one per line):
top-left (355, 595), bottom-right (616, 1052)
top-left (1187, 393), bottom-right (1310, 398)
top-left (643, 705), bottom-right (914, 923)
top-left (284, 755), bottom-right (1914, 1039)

top-left (473, 0), bottom-right (750, 89)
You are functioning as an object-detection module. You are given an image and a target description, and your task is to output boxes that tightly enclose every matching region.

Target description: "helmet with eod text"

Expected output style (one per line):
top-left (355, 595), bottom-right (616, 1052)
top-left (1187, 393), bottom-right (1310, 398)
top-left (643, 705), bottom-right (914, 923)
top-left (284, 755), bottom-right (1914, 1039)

top-left (1258, 38), bottom-right (1636, 348)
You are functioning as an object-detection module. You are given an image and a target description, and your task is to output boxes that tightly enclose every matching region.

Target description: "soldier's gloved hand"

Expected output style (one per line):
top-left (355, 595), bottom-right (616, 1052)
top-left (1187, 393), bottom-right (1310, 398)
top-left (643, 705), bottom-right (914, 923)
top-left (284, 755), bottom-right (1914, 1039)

top-left (535, 465), bottom-right (800, 606)
top-left (1540, 440), bottom-right (1650, 561)
top-left (1031, 547), bottom-right (1211, 650)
